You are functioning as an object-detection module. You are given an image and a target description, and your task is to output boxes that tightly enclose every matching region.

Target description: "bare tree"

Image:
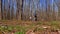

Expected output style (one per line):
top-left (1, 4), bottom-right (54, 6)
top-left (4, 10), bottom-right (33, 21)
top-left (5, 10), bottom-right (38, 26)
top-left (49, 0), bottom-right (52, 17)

top-left (0, 0), bottom-right (1, 20)
top-left (1, 0), bottom-right (4, 20)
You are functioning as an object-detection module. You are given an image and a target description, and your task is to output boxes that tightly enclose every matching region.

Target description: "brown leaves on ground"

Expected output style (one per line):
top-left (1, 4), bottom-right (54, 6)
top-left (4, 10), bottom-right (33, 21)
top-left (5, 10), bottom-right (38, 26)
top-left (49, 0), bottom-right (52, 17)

top-left (0, 31), bottom-right (4, 34)
top-left (26, 29), bottom-right (35, 34)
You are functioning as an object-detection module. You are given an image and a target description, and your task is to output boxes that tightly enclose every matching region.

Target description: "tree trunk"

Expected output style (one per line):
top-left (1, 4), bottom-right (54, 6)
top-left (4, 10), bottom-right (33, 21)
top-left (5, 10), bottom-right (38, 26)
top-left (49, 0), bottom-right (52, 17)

top-left (0, 0), bottom-right (1, 20)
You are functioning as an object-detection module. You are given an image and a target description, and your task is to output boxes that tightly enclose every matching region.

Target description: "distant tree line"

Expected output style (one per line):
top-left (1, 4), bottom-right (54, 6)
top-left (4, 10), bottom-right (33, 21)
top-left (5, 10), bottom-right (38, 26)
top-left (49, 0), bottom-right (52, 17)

top-left (0, 0), bottom-right (60, 21)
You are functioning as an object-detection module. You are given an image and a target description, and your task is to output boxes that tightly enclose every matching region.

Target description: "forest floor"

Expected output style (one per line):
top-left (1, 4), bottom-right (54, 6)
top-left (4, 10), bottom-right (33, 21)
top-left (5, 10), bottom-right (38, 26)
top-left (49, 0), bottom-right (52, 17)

top-left (0, 20), bottom-right (60, 34)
